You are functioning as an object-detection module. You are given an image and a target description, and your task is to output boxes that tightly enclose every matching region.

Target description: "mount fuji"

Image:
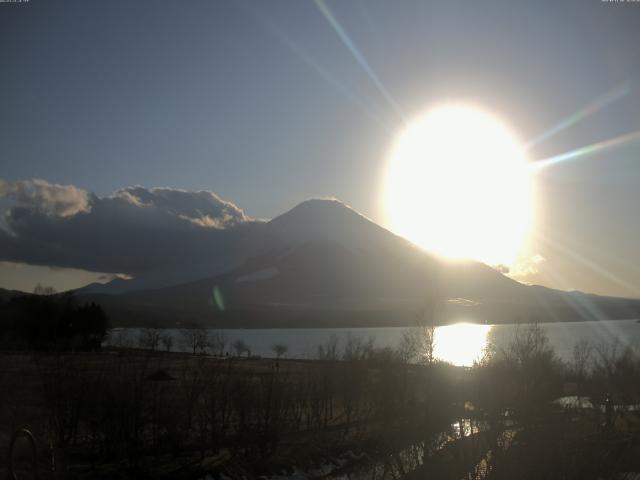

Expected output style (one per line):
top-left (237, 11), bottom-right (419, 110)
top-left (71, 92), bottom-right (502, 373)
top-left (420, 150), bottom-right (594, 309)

top-left (76, 199), bottom-right (640, 328)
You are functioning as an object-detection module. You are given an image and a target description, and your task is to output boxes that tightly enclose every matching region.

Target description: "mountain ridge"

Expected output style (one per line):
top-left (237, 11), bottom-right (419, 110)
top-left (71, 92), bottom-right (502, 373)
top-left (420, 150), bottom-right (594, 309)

top-left (63, 199), bottom-right (640, 327)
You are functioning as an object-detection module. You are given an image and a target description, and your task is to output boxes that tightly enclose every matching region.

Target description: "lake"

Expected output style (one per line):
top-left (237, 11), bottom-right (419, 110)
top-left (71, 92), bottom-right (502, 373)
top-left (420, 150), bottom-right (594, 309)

top-left (108, 318), bottom-right (640, 366)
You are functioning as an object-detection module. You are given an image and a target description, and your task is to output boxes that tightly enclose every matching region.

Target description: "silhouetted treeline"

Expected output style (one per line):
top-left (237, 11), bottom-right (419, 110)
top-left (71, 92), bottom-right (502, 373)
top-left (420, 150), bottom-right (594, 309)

top-left (0, 291), bottom-right (109, 351)
top-left (1, 325), bottom-right (639, 479)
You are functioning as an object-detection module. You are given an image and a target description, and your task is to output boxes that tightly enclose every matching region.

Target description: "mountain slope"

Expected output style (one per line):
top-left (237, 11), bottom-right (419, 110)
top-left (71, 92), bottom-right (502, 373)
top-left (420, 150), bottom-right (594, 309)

top-left (75, 199), bottom-right (640, 328)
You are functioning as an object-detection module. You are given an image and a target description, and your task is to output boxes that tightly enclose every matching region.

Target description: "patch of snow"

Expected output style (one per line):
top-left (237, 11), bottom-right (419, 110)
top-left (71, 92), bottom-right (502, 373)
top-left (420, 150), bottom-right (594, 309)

top-left (555, 396), bottom-right (640, 412)
top-left (447, 297), bottom-right (481, 307)
top-left (554, 396), bottom-right (595, 409)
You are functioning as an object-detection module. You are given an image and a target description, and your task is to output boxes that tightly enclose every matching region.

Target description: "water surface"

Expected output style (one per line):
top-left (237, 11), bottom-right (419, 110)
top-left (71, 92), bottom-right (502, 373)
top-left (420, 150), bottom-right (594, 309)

top-left (109, 319), bottom-right (640, 366)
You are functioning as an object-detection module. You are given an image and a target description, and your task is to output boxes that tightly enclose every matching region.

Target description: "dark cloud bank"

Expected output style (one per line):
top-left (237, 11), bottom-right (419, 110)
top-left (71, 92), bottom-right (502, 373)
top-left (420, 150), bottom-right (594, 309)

top-left (0, 179), bottom-right (256, 278)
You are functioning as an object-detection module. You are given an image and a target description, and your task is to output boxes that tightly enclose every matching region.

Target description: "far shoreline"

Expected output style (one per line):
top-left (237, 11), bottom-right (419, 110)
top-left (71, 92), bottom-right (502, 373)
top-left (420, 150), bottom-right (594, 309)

top-left (109, 317), bottom-right (640, 330)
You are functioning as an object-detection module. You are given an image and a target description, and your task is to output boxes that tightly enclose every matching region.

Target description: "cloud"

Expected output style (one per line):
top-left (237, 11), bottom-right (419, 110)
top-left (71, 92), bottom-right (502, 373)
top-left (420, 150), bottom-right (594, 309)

top-left (0, 179), bottom-right (90, 217)
top-left (111, 186), bottom-right (249, 228)
top-left (0, 179), bottom-right (255, 277)
top-left (505, 254), bottom-right (547, 280)
top-left (97, 273), bottom-right (132, 281)
top-left (494, 264), bottom-right (510, 274)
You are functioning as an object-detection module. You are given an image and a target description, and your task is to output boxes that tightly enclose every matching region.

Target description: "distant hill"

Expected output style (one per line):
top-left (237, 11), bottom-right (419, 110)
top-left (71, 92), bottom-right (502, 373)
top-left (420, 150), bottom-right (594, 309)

top-left (0, 287), bottom-right (30, 304)
top-left (74, 199), bottom-right (640, 328)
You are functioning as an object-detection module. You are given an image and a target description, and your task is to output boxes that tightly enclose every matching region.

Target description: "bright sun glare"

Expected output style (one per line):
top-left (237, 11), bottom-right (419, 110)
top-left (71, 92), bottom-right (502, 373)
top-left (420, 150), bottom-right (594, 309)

top-left (384, 105), bottom-right (534, 266)
top-left (434, 322), bottom-right (492, 367)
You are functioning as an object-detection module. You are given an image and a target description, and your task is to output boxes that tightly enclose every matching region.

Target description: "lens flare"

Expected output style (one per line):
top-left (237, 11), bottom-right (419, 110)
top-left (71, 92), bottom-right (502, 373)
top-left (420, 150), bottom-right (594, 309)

top-left (212, 285), bottom-right (225, 311)
top-left (314, 0), bottom-right (404, 121)
top-left (532, 129), bottom-right (640, 172)
top-left (526, 83), bottom-right (631, 148)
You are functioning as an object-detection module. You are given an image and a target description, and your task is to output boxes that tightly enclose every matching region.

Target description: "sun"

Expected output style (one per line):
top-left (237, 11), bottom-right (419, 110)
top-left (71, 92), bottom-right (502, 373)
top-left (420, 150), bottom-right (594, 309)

top-left (383, 104), bottom-right (534, 266)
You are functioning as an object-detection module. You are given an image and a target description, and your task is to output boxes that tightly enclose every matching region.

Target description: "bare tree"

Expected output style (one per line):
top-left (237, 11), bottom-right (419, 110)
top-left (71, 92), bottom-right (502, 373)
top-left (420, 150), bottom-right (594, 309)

top-left (139, 328), bottom-right (161, 351)
top-left (317, 334), bottom-right (339, 360)
top-left (160, 333), bottom-right (174, 352)
top-left (232, 338), bottom-right (250, 357)
top-left (342, 335), bottom-right (375, 361)
top-left (33, 283), bottom-right (57, 295)
top-left (398, 291), bottom-right (441, 364)
top-left (209, 331), bottom-right (228, 356)
top-left (593, 338), bottom-right (625, 378)
top-left (271, 342), bottom-right (289, 359)
top-left (503, 323), bottom-right (555, 367)
top-left (181, 328), bottom-right (210, 355)
top-left (570, 339), bottom-right (593, 379)
top-left (398, 323), bottom-right (436, 364)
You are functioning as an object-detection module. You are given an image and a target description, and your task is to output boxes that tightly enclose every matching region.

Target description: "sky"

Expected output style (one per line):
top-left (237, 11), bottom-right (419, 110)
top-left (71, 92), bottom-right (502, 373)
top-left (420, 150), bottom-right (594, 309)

top-left (1, 0), bottom-right (640, 297)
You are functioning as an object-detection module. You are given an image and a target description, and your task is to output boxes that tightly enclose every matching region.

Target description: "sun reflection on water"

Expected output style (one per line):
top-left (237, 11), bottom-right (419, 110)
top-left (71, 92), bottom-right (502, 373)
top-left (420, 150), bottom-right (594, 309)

top-left (434, 322), bottom-right (492, 367)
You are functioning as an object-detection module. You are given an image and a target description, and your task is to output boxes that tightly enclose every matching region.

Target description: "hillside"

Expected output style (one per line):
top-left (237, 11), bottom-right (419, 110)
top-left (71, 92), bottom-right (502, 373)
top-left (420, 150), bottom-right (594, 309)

top-left (73, 200), bottom-right (640, 327)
